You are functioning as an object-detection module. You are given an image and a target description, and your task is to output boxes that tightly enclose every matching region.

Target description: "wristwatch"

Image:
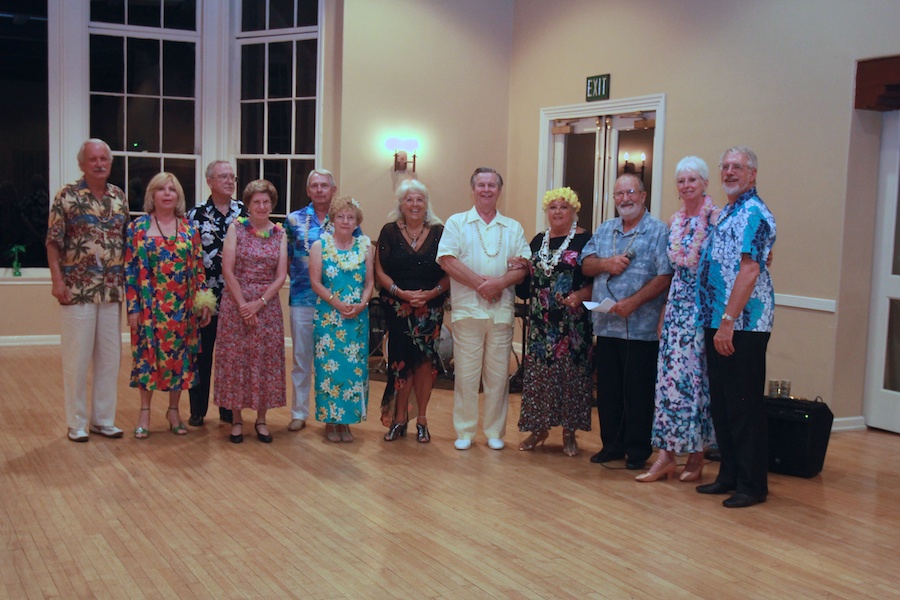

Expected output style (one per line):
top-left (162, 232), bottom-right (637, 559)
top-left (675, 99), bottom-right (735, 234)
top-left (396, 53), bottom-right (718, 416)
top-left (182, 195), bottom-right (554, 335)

top-left (721, 313), bottom-right (736, 322)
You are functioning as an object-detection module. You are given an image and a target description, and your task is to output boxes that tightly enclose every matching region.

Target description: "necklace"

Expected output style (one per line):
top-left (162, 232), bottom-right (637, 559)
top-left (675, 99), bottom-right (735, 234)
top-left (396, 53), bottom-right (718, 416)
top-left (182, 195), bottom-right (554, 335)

top-left (474, 221), bottom-right (502, 258)
top-left (400, 221), bottom-right (426, 250)
top-left (537, 220), bottom-right (577, 275)
top-left (238, 216), bottom-right (277, 238)
top-left (154, 215), bottom-right (177, 241)
top-left (322, 232), bottom-right (368, 271)
top-left (611, 227), bottom-right (638, 258)
top-left (303, 212), bottom-right (313, 252)
top-left (668, 195), bottom-right (715, 269)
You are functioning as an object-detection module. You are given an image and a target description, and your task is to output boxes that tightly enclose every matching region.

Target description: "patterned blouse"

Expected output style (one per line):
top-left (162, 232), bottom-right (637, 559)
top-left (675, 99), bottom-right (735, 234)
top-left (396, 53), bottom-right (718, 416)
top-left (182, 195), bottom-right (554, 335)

top-left (187, 197), bottom-right (245, 304)
top-left (46, 178), bottom-right (129, 304)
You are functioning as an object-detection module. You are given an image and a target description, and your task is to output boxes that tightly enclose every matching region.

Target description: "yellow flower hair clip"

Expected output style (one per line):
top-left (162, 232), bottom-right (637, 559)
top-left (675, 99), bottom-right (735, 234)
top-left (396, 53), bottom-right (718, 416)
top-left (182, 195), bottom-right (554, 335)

top-left (542, 186), bottom-right (581, 211)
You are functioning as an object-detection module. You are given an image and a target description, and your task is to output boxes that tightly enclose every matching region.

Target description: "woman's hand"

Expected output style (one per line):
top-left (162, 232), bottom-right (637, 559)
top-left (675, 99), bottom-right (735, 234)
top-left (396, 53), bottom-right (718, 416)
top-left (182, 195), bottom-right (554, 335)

top-left (199, 307), bottom-right (212, 328)
top-left (127, 312), bottom-right (140, 329)
top-left (338, 301), bottom-right (365, 320)
top-left (561, 293), bottom-right (582, 311)
top-left (243, 314), bottom-right (259, 328)
top-left (238, 300), bottom-right (262, 320)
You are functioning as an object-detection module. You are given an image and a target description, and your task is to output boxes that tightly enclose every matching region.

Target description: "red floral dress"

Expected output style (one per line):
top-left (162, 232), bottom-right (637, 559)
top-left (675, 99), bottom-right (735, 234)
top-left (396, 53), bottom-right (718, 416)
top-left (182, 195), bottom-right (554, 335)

top-left (125, 215), bottom-right (206, 390)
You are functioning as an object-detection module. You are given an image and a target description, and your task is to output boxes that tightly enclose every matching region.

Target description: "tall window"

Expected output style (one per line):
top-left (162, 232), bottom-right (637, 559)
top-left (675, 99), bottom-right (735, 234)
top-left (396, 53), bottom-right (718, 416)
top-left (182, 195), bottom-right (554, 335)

top-left (237, 0), bottom-right (320, 217)
top-left (89, 0), bottom-right (199, 213)
top-left (0, 2), bottom-right (49, 268)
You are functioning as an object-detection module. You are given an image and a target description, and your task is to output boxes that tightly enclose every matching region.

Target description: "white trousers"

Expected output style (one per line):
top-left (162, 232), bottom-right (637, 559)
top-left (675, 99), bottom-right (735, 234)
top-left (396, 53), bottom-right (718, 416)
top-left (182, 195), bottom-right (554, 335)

top-left (451, 318), bottom-right (513, 440)
top-left (60, 302), bottom-right (122, 430)
top-left (290, 306), bottom-right (314, 420)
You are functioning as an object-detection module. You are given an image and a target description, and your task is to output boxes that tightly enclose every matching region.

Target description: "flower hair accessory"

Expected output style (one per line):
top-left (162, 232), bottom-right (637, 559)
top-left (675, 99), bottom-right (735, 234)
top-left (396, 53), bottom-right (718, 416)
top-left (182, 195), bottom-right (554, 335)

top-left (349, 198), bottom-right (360, 209)
top-left (193, 289), bottom-right (217, 314)
top-left (542, 187), bottom-right (580, 211)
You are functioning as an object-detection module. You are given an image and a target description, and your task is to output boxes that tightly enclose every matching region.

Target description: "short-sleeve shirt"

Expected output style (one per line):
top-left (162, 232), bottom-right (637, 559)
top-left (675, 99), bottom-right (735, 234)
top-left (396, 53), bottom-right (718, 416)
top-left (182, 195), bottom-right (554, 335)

top-left (46, 178), bottom-right (129, 304)
top-left (697, 187), bottom-right (776, 332)
top-left (186, 197), bottom-right (245, 304)
top-left (285, 204), bottom-right (361, 307)
top-left (435, 207), bottom-right (531, 326)
top-left (580, 211), bottom-right (672, 341)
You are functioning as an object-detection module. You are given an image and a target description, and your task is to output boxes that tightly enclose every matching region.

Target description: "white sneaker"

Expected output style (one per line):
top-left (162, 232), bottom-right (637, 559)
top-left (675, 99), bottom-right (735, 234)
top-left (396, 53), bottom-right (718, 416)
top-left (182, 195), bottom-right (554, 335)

top-left (67, 428), bottom-right (89, 442)
top-left (487, 438), bottom-right (505, 450)
top-left (89, 424), bottom-right (124, 438)
top-left (454, 439), bottom-right (472, 450)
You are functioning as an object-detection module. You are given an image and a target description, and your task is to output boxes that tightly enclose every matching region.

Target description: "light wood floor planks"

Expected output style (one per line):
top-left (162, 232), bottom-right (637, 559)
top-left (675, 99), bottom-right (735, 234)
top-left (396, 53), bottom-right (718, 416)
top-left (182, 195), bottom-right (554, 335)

top-left (1, 344), bottom-right (899, 599)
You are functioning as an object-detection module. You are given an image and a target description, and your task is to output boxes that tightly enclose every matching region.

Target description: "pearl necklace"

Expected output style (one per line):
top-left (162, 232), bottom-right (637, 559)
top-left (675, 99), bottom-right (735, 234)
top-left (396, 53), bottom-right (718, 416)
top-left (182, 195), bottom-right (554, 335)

top-left (669, 195), bottom-right (715, 269)
top-left (537, 220), bottom-right (577, 275)
top-left (474, 221), bottom-right (502, 258)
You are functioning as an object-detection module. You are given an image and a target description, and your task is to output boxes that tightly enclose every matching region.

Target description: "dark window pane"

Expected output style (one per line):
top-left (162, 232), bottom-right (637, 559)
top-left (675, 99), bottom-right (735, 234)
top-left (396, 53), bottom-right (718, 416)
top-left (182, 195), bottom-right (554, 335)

top-left (296, 39), bottom-right (316, 97)
top-left (241, 0), bottom-right (265, 32)
top-left (297, 0), bottom-right (318, 27)
top-left (236, 160), bottom-right (260, 195)
top-left (109, 156), bottom-right (125, 194)
top-left (162, 99), bottom-right (194, 154)
top-left (290, 159), bottom-right (314, 213)
top-left (91, 0), bottom-right (124, 24)
top-left (263, 159), bottom-right (287, 215)
top-left (127, 156), bottom-right (162, 212)
top-left (128, 0), bottom-right (160, 27)
top-left (90, 95), bottom-right (124, 151)
top-left (241, 103), bottom-right (264, 154)
top-left (127, 37), bottom-right (160, 95)
top-left (241, 44), bottom-right (265, 100)
top-left (268, 101), bottom-right (291, 154)
top-left (163, 41), bottom-right (195, 98)
top-left (164, 0), bottom-right (196, 31)
top-left (163, 158), bottom-right (196, 210)
top-left (268, 41), bottom-right (292, 98)
top-left (270, 0), bottom-right (293, 29)
top-left (127, 96), bottom-right (160, 152)
top-left (90, 35), bottom-right (124, 93)
top-left (294, 99), bottom-right (315, 155)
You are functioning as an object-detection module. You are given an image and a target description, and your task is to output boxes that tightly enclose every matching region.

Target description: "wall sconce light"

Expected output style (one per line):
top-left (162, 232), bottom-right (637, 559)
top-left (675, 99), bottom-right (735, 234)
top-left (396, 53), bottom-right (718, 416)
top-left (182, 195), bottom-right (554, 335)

top-left (622, 151), bottom-right (647, 181)
top-left (386, 137), bottom-right (420, 172)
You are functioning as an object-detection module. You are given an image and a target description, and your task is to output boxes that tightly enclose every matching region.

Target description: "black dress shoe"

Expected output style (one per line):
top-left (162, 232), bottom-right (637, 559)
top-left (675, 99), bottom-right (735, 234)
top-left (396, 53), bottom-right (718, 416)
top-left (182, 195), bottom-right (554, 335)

top-left (696, 481), bottom-right (734, 495)
top-left (723, 493), bottom-right (766, 508)
top-left (626, 458), bottom-right (647, 470)
top-left (188, 414), bottom-right (204, 427)
top-left (229, 423), bottom-right (243, 444)
top-left (255, 422), bottom-right (273, 443)
top-left (589, 449), bottom-right (626, 464)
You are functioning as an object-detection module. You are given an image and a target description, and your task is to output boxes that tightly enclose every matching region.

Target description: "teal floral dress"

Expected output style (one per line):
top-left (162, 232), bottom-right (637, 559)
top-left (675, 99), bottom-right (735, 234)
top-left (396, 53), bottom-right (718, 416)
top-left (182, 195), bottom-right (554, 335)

top-left (314, 233), bottom-right (371, 424)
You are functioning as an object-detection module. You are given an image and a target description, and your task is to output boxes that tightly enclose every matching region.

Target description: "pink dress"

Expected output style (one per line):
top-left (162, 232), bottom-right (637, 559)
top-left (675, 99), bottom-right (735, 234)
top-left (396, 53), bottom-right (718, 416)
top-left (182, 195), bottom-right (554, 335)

top-left (214, 223), bottom-right (286, 410)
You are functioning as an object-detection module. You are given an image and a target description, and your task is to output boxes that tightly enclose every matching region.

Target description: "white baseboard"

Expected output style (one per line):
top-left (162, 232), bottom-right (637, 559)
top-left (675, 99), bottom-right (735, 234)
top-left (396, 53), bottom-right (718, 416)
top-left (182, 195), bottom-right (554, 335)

top-left (0, 335), bottom-right (61, 347)
top-left (832, 415), bottom-right (866, 431)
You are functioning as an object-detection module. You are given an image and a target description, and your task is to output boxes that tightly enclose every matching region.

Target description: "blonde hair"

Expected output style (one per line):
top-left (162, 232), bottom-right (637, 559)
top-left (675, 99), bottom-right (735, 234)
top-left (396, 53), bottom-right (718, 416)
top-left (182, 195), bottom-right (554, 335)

top-left (542, 186), bottom-right (581, 211)
top-left (143, 172), bottom-right (186, 216)
top-left (329, 196), bottom-right (363, 226)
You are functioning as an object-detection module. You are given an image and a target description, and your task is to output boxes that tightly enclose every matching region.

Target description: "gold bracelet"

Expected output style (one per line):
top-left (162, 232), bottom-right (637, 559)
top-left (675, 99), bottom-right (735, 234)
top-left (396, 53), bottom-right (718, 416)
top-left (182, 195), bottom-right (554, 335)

top-left (328, 293), bottom-right (335, 302)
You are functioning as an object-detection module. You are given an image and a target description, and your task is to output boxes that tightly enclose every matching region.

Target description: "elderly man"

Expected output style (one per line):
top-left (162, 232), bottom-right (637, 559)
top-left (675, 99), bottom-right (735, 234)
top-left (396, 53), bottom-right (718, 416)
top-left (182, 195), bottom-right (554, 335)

top-left (186, 160), bottom-right (246, 426)
top-left (284, 169), bottom-right (358, 432)
top-left (47, 139), bottom-right (129, 442)
top-left (581, 174), bottom-right (672, 469)
top-left (696, 146), bottom-right (776, 508)
top-left (436, 167), bottom-right (530, 450)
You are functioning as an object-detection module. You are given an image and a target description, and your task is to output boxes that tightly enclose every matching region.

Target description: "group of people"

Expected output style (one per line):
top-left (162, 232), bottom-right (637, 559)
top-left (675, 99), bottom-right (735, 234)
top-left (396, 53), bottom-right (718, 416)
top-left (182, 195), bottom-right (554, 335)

top-left (48, 138), bottom-right (776, 508)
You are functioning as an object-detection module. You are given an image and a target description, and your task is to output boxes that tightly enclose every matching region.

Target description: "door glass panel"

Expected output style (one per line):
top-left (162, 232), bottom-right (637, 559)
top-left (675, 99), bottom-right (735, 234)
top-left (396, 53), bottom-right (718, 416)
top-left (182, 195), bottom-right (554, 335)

top-left (563, 132), bottom-right (597, 233)
top-left (893, 175), bottom-right (900, 275)
top-left (617, 127), bottom-right (655, 212)
top-left (886, 299), bottom-right (900, 392)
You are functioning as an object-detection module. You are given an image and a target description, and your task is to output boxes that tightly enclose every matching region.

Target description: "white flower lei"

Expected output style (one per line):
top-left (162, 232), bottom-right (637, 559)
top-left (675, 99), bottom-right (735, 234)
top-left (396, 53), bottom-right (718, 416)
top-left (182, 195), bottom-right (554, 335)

top-left (322, 232), bottom-right (369, 271)
top-left (537, 219), bottom-right (577, 275)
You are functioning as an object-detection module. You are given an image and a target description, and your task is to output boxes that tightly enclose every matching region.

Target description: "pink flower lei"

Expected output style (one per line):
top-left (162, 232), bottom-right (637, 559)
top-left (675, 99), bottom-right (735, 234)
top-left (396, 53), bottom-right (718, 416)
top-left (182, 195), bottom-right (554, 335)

top-left (668, 195), bottom-right (716, 269)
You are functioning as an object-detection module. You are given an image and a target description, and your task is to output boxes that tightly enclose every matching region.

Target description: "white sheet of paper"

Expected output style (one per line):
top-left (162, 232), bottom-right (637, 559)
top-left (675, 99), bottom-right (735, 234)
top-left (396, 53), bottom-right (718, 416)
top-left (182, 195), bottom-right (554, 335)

top-left (582, 298), bottom-right (616, 313)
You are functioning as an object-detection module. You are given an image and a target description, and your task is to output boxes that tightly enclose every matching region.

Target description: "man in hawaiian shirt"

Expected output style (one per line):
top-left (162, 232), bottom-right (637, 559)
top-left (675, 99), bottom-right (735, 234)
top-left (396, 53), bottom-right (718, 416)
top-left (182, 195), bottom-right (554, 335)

top-left (581, 174), bottom-right (673, 470)
top-left (186, 160), bottom-right (246, 426)
top-left (696, 146), bottom-right (776, 509)
top-left (47, 139), bottom-right (129, 442)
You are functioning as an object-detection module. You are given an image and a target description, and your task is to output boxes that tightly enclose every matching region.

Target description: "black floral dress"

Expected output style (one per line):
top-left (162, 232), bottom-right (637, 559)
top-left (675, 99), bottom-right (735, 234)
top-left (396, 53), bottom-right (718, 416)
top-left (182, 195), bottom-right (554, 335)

top-left (518, 231), bottom-right (594, 432)
top-left (377, 222), bottom-right (448, 424)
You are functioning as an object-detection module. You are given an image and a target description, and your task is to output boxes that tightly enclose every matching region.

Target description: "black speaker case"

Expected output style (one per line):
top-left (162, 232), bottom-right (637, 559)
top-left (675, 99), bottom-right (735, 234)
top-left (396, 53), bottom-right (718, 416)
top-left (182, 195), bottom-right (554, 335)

top-left (764, 396), bottom-right (834, 478)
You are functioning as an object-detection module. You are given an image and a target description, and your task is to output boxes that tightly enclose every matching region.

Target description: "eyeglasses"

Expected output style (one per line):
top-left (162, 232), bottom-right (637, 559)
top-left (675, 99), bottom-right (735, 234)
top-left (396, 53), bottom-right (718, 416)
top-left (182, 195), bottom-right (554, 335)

top-left (613, 189), bottom-right (640, 200)
top-left (718, 163), bottom-right (747, 173)
top-left (214, 174), bottom-right (237, 182)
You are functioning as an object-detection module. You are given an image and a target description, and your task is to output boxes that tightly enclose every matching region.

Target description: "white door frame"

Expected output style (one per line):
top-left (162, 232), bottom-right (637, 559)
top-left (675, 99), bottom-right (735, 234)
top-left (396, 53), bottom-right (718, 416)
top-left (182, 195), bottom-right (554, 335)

top-left (863, 110), bottom-right (900, 432)
top-left (536, 93), bottom-right (666, 232)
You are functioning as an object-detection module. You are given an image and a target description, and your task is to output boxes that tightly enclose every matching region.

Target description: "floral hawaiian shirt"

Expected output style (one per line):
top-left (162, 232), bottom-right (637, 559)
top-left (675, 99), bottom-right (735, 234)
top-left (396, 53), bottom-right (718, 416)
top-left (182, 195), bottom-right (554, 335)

top-left (46, 177), bottom-right (129, 304)
top-left (186, 197), bottom-right (245, 304)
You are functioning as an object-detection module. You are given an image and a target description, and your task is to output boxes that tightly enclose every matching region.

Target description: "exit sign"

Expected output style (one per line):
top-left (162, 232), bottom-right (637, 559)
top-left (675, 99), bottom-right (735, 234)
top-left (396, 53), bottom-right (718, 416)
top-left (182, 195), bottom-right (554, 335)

top-left (586, 74), bottom-right (610, 102)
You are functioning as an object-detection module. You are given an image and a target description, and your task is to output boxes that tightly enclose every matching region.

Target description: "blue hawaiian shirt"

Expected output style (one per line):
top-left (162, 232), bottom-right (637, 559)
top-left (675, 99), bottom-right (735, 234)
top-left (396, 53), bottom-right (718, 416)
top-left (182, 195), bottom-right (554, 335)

top-left (580, 211), bottom-right (672, 341)
top-left (697, 187), bottom-right (776, 332)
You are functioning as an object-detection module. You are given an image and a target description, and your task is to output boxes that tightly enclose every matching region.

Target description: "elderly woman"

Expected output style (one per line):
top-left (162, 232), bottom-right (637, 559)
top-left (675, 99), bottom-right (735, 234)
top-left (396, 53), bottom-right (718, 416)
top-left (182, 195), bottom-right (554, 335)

top-left (126, 173), bottom-right (212, 438)
top-left (214, 180), bottom-right (287, 444)
top-left (516, 187), bottom-right (594, 456)
top-left (636, 156), bottom-right (719, 482)
top-left (310, 197), bottom-right (375, 443)
top-left (375, 179), bottom-right (449, 443)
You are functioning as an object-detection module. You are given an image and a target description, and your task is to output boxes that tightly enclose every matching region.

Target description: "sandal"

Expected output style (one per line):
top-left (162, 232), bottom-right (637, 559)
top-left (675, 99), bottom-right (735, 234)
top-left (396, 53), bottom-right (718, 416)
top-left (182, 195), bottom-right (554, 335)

top-left (562, 429), bottom-right (579, 457)
top-left (325, 424), bottom-right (342, 443)
top-left (339, 425), bottom-right (354, 443)
top-left (134, 407), bottom-right (150, 439)
top-left (167, 407), bottom-right (188, 436)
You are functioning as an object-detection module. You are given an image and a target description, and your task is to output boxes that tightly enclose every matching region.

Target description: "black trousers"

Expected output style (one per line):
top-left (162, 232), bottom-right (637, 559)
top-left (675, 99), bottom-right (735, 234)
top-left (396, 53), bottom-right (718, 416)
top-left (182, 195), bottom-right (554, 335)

top-left (189, 315), bottom-right (231, 420)
top-left (595, 336), bottom-right (658, 462)
top-left (704, 328), bottom-right (770, 498)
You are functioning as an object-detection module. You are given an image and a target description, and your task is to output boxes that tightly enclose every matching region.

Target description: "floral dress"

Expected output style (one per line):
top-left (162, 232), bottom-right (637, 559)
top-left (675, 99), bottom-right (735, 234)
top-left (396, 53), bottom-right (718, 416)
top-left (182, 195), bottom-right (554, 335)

top-left (518, 231), bottom-right (594, 432)
top-left (651, 206), bottom-right (717, 453)
top-left (376, 222), bottom-right (448, 425)
top-left (125, 215), bottom-right (206, 390)
top-left (214, 221), bottom-right (286, 411)
top-left (314, 233), bottom-right (371, 424)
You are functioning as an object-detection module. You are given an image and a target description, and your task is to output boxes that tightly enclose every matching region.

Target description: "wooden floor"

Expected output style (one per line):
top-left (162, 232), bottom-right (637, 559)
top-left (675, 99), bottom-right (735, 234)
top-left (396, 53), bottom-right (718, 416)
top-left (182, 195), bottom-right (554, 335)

top-left (1, 345), bottom-right (899, 599)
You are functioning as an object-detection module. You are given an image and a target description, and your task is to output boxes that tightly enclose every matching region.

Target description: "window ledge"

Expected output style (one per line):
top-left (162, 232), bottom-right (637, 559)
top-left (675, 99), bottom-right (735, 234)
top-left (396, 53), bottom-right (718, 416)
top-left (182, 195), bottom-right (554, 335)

top-left (0, 267), bottom-right (52, 283)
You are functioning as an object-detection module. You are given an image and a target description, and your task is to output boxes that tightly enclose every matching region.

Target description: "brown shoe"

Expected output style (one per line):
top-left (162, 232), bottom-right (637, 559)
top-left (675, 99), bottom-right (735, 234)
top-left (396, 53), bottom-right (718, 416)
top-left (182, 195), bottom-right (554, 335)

top-left (288, 419), bottom-right (306, 432)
